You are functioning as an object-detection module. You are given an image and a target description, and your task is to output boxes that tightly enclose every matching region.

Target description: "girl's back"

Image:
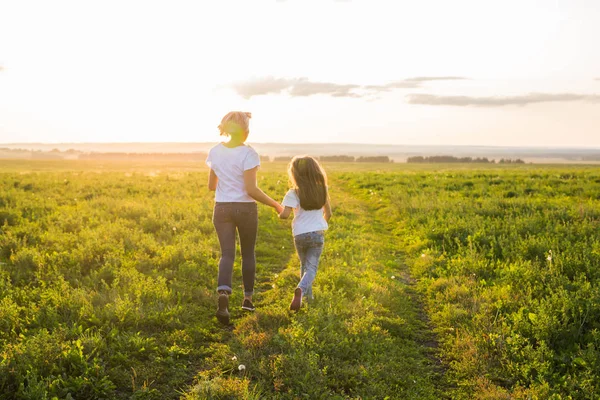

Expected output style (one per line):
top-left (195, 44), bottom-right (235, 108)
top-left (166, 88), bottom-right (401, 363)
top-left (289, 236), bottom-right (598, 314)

top-left (282, 188), bottom-right (328, 236)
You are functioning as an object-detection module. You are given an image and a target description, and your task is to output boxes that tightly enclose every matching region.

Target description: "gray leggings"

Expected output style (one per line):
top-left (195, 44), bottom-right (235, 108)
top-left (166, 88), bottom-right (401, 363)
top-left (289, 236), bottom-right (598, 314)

top-left (212, 202), bottom-right (258, 296)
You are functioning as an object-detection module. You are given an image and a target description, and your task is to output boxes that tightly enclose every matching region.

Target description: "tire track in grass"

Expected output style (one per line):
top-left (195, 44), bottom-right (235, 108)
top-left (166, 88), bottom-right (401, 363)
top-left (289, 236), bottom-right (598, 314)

top-left (336, 171), bottom-right (451, 396)
top-left (183, 174), bottom-right (442, 399)
top-left (327, 175), bottom-right (446, 398)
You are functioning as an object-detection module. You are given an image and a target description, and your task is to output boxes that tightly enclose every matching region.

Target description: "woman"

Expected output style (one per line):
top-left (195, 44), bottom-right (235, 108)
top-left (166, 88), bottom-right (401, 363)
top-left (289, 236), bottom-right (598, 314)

top-left (206, 111), bottom-right (283, 325)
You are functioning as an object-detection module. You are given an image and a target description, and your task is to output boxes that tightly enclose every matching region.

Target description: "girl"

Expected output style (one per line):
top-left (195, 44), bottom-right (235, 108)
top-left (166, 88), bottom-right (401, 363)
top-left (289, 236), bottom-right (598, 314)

top-left (207, 111), bottom-right (283, 325)
top-left (279, 156), bottom-right (332, 311)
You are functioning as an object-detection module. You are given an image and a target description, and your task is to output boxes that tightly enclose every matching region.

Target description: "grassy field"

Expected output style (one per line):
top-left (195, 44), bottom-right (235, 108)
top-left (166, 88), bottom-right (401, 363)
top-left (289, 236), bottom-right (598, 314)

top-left (0, 160), bottom-right (599, 399)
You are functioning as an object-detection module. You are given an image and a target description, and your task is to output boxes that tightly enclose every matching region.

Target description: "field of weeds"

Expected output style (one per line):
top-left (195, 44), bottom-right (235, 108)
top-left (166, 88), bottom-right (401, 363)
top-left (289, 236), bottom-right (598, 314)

top-left (1, 160), bottom-right (598, 399)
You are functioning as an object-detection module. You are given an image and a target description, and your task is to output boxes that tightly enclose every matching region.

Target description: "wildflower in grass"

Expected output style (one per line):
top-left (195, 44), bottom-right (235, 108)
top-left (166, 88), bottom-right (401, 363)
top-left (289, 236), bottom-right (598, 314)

top-left (231, 356), bottom-right (237, 361)
top-left (421, 253), bottom-right (426, 258)
top-left (391, 275), bottom-right (396, 279)
top-left (172, 227), bottom-right (177, 232)
top-left (238, 364), bottom-right (246, 371)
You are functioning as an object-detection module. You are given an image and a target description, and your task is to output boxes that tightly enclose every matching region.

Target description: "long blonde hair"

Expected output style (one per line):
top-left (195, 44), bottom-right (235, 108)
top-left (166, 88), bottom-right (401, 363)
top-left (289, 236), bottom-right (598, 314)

top-left (288, 156), bottom-right (328, 210)
top-left (218, 111), bottom-right (252, 139)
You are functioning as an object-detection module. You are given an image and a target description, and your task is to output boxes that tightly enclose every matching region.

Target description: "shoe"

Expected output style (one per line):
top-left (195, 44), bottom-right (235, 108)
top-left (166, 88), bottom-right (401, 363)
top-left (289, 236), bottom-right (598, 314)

top-left (241, 299), bottom-right (255, 311)
top-left (289, 288), bottom-right (302, 311)
top-left (216, 293), bottom-right (230, 325)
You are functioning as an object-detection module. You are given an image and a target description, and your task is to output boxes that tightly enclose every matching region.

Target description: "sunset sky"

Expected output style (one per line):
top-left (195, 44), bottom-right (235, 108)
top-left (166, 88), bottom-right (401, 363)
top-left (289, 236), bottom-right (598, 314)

top-left (1, 0), bottom-right (599, 147)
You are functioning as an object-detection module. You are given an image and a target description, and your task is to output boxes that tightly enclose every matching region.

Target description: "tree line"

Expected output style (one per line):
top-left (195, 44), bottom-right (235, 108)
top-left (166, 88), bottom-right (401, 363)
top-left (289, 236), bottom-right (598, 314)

top-left (407, 155), bottom-right (525, 164)
top-left (272, 155), bottom-right (392, 163)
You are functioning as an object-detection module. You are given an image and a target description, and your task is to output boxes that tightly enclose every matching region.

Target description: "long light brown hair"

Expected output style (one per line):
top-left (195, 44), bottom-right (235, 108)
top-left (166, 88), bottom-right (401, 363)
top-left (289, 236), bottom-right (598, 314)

top-left (288, 156), bottom-right (328, 210)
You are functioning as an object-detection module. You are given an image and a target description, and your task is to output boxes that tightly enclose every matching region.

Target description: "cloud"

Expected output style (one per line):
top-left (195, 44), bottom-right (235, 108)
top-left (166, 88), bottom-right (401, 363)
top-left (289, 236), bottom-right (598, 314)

top-left (407, 92), bottom-right (600, 107)
top-left (231, 77), bottom-right (600, 107)
top-left (363, 81), bottom-right (421, 91)
top-left (404, 76), bottom-right (467, 82)
top-left (288, 79), bottom-right (361, 97)
top-left (231, 77), bottom-right (293, 98)
top-left (231, 77), bottom-right (361, 99)
top-left (231, 76), bottom-right (465, 99)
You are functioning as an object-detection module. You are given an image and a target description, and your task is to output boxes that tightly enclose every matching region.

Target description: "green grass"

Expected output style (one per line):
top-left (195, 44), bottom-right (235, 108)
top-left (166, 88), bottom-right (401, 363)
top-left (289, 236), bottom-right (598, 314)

top-left (1, 159), bottom-right (599, 399)
top-left (342, 167), bottom-right (600, 399)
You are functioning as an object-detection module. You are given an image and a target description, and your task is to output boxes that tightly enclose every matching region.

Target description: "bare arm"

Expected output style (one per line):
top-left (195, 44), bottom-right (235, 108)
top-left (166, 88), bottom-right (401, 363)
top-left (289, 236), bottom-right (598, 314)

top-left (208, 169), bottom-right (218, 191)
top-left (324, 200), bottom-right (332, 222)
top-left (244, 167), bottom-right (283, 212)
top-left (279, 206), bottom-right (293, 219)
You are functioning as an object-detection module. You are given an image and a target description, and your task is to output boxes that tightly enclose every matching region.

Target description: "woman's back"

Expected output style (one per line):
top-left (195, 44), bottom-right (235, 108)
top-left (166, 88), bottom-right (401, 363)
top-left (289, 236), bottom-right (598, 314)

top-left (206, 143), bottom-right (260, 202)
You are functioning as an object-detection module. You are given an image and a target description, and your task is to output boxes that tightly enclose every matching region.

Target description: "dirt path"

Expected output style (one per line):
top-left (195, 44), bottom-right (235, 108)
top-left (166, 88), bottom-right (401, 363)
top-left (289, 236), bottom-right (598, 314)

top-left (332, 176), bottom-right (449, 395)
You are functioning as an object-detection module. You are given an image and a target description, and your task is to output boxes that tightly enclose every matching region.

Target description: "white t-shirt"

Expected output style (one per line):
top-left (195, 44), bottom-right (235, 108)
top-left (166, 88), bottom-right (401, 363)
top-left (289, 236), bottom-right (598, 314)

top-left (206, 143), bottom-right (260, 202)
top-left (282, 189), bottom-right (328, 236)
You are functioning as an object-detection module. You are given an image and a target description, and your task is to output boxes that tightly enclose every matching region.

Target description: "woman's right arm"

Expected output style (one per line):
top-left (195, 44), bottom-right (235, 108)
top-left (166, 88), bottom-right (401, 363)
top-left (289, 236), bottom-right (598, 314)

top-left (208, 169), bottom-right (218, 191)
top-left (244, 167), bottom-right (283, 212)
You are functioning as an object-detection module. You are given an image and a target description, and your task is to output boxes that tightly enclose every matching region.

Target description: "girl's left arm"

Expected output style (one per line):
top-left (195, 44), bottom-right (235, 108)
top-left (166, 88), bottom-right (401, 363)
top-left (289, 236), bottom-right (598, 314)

top-left (324, 200), bottom-right (332, 222)
top-left (208, 169), bottom-right (218, 191)
top-left (279, 206), bottom-right (293, 219)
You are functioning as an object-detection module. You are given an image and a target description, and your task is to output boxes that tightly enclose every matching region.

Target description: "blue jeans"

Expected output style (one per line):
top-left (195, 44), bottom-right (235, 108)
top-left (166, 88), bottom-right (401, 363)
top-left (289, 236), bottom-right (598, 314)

top-left (212, 202), bottom-right (258, 297)
top-left (294, 231), bottom-right (324, 299)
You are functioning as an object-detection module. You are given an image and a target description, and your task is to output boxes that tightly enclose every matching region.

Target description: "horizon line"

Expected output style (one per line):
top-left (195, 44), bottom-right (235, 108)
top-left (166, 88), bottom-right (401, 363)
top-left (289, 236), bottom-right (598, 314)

top-left (2, 141), bottom-right (600, 150)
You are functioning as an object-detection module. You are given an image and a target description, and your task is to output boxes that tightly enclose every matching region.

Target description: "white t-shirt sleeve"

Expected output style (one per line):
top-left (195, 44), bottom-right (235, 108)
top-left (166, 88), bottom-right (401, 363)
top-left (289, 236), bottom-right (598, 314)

top-left (205, 148), bottom-right (213, 168)
top-left (282, 189), bottom-right (299, 208)
top-left (243, 147), bottom-right (261, 171)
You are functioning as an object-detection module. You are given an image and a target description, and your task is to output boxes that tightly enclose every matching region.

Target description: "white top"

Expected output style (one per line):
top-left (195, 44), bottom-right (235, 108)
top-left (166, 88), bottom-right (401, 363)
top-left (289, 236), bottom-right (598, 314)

top-left (282, 189), bottom-right (328, 236)
top-left (206, 143), bottom-right (261, 202)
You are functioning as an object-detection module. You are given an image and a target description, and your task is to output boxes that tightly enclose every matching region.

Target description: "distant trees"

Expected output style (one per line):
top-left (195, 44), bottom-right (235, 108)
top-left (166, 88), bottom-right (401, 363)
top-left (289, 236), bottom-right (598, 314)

top-left (356, 156), bottom-right (391, 163)
top-left (79, 152), bottom-right (207, 161)
top-left (32, 151), bottom-right (63, 160)
top-left (406, 156), bottom-right (527, 164)
top-left (0, 148), bottom-right (397, 163)
top-left (0, 148), bottom-right (33, 159)
top-left (407, 155), bottom-right (495, 164)
top-left (319, 155), bottom-right (355, 162)
top-left (498, 158), bottom-right (525, 164)
top-left (273, 156), bottom-right (293, 162)
top-left (269, 155), bottom-right (392, 163)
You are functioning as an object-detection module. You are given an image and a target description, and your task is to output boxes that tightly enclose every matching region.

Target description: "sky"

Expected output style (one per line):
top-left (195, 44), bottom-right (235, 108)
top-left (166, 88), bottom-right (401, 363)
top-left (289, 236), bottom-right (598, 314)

top-left (1, 0), bottom-right (599, 147)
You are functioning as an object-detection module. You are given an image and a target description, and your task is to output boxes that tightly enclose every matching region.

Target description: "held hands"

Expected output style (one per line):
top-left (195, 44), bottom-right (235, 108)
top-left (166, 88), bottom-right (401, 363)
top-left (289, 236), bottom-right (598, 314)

top-left (274, 203), bottom-right (284, 214)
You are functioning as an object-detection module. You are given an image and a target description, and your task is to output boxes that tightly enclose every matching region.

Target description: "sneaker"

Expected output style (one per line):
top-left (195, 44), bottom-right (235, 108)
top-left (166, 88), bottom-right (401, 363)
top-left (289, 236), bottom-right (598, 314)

top-left (289, 288), bottom-right (302, 311)
top-left (216, 293), bottom-right (230, 325)
top-left (241, 299), bottom-right (255, 311)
